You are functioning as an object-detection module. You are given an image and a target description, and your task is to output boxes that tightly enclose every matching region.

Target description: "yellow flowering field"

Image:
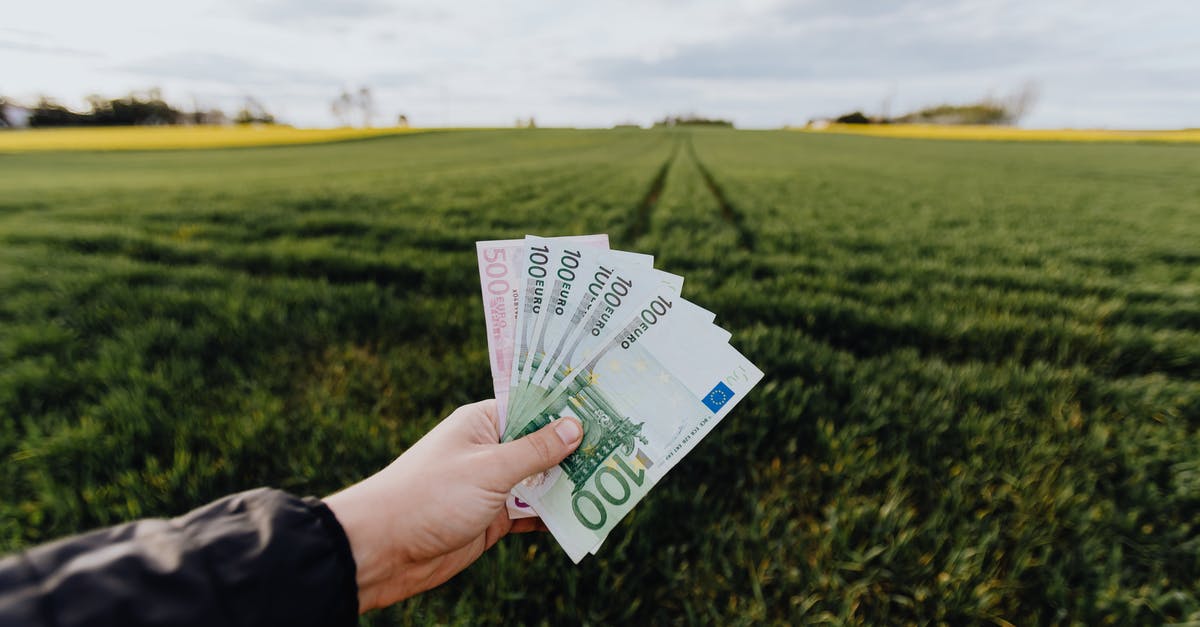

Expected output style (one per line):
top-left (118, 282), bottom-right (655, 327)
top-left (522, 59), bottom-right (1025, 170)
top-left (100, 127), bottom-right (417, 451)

top-left (802, 123), bottom-right (1200, 143)
top-left (0, 125), bottom-right (428, 152)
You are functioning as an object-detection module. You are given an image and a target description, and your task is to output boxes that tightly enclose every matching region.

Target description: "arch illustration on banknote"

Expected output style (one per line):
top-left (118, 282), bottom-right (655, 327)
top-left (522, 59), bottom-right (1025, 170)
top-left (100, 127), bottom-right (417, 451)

top-left (512, 378), bottom-right (649, 494)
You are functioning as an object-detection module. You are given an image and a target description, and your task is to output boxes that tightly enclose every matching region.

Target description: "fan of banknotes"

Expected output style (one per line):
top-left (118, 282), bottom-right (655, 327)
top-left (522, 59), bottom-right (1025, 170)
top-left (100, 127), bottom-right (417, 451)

top-left (475, 235), bottom-right (763, 563)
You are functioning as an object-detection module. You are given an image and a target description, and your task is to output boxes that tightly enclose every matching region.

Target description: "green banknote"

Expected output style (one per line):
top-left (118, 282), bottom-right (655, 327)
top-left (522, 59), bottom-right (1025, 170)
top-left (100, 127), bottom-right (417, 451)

top-left (502, 260), bottom-right (683, 442)
top-left (507, 241), bottom-right (632, 423)
top-left (525, 249), bottom-right (655, 414)
top-left (508, 289), bottom-right (763, 562)
top-left (505, 235), bottom-right (608, 425)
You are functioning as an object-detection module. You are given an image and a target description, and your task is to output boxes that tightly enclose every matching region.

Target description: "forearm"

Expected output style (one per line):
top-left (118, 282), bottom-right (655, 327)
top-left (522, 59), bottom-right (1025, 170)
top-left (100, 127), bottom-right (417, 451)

top-left (0, 488), bottom-right (358, 627)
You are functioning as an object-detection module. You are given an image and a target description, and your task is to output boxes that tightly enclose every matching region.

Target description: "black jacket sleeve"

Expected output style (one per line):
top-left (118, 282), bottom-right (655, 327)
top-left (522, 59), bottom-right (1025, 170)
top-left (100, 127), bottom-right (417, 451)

top-left (0, 488), bottom-right (358, 627)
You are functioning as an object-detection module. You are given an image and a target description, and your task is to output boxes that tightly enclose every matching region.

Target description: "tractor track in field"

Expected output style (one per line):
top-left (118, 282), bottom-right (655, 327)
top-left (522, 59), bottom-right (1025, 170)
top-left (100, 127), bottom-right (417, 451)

top-left (626, 133), bottom-right (756, 251)
top-left (625, 134), bottom-right (682, 242)
top-left (686, 136), bottom-right (756, 251)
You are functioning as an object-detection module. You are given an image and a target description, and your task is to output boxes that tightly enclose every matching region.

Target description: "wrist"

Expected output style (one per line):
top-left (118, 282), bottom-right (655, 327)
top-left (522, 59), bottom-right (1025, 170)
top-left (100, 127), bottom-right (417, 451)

top-left (324, 483), bottom-right (395, 612)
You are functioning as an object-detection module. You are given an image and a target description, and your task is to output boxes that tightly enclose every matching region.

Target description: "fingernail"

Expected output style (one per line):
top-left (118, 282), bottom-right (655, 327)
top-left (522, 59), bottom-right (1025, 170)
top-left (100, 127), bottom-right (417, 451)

top-left (555, 419), bottom-right (581, 444)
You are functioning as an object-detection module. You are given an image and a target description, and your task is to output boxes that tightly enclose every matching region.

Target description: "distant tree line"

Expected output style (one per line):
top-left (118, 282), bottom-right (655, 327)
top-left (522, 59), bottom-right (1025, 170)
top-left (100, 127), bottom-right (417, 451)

top-left (832, 102), bottom-right (1014, 126)
top-left (0, 89), bottom-right (276, 128)
top-left (822, 83), bottom-right (1038, 127)
top-left (654, 113), bottom-right (734, 128)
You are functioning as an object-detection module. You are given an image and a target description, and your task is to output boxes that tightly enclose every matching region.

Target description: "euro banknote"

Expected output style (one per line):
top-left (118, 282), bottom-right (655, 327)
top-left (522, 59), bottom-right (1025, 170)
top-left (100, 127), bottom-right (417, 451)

top-left (476, 234), bottom-right (607, 518)
top-left (507, 288), bottom-right (763, 562)
top-left (477, 235), bottom-right (762, 557)
top-left (506, 262), bottom-right (683, 442)
top-left (476, 234), bottom-right (607, 431)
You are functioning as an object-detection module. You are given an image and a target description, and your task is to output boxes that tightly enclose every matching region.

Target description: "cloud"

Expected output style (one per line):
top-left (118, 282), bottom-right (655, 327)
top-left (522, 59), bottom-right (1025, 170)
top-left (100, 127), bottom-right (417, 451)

top-left (0, 28), bottom-right (93, 57)
top-left (118, 52), bottom-right (337, 88)
top-left (0, 26), bottom-right (51, 39)
top-left (242, 0), bottom-right (396, 22)
top-left (0, 39), bottom-right (93, 57)
top-left (366, 70), bottom-right (423, 88)
top-left (770, 0), bottom-right (946, 22)
top-left (589, 2), bottom-right (1060, 84)
top-left (236, 0), bottom-right (451, 25)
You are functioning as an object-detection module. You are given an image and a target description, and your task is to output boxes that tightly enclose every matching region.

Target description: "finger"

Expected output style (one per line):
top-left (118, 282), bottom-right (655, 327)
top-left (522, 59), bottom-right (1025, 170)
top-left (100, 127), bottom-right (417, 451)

top-left (484, 509), bottom-right (514, 549)
top-left (509, 517), bottom-right (544, 534)
top-left (489, 417), bottom-right (582, 487)
top-left (474, 398), bottom-right (499, 426)
top-left (455, 399), bottom-right (499, 430)
top-left (441, 399), bottom-right (502, 444)
top-left (471, 398), bottom-right (502, 439)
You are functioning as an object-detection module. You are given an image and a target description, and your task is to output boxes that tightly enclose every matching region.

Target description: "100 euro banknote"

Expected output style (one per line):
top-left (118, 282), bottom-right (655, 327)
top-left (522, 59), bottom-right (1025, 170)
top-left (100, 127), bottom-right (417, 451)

top-left (506, 257), bottom-right (681, 441)
top-left (506, 288), bottom-right (763, 562)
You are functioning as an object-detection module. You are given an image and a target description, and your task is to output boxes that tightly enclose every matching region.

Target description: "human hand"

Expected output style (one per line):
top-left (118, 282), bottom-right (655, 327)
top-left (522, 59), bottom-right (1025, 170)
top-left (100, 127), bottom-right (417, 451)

top-left (323, 399), bottom-right (582, 612)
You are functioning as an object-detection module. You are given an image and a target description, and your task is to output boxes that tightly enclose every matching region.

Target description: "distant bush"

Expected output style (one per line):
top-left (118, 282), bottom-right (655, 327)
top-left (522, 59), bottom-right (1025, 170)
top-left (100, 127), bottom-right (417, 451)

top-left (28, 92), bottom-right (183, 127)
top-left (26, 98), bottom-right (94, 127)
top-left (827, 83), bottom-right (1039, 127)
top-left (835, 111), bottom-right (872, 125)
top-left (234, 97), bottom-right (276, 126)
top-left (17, 90), bottom-right (270, 128)
top-left (894, 103), bottom-right (1012, 125)
top-left (654, 114), bottom-right (734, 128)
top-left (828, 101), bottom-right (1017, 127)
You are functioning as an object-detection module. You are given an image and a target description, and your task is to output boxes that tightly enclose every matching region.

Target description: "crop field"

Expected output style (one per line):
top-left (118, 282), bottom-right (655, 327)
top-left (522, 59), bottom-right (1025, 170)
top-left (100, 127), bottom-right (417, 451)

top-left (1, 129), bottom-right (1198, 624)
top-left (805, 123), bottom-right (1200, 143)
top-left (0, 124), bottom-right (426, 153)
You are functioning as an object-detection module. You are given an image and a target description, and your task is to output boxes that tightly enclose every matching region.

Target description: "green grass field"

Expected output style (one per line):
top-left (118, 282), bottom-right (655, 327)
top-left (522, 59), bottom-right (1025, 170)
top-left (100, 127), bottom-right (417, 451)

top-left (1, 129), bottom-right (1198, 625)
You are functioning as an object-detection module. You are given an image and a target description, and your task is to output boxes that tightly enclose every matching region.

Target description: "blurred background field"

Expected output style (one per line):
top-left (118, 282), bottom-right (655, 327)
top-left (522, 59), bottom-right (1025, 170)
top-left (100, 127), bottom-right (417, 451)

top-left (798, 124), bottom-right (1200, 144)
top-left (4, 123), bottom-right (1200, 154)
top-left (1, 128), bottom-right (1197, 624)
top-left (0, 124), bottom-right (427, 152)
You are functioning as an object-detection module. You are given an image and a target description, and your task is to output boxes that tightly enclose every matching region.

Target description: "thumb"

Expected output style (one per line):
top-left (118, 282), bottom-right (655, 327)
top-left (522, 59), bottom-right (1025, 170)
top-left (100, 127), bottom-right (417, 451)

top-left (490, 418), bottom-right (583, 488)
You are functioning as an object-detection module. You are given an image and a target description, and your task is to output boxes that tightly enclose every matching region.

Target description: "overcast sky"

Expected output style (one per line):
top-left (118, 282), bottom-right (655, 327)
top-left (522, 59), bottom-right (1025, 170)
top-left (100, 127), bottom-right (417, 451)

top-left (3, 0), bottom-right (1197, 128)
